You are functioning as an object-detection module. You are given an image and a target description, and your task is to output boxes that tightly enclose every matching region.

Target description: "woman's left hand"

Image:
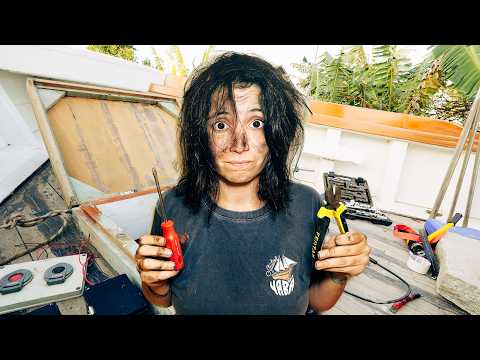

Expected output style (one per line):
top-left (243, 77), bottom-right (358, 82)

top-left (314, 232), bottom-right (371, 278)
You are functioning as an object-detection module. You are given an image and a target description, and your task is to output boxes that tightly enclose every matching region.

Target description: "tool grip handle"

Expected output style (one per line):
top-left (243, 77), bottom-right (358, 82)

top-left (311, 216), bottom-right (330, 283)
top-left (339, 212), bottom-right (349, 234)
top-left (451, 213), bottom-right (462, 225)
top-left (312, 217), bottom-right (330, 266)
top-left (420, 229), bottom-right (438, 279)
top-left (161, 220), bottom-right (184, 271)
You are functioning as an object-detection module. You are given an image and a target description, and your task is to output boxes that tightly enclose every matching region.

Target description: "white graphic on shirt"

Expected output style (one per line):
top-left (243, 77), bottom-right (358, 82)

top-left (265, 255), bottom-right (297, 296)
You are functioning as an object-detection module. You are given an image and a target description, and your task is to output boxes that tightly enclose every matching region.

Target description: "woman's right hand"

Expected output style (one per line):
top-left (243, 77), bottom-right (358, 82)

top-left (135, 235), bottom-right (179, 297)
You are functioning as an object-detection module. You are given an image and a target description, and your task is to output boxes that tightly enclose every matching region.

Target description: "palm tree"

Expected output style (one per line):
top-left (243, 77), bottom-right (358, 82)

top-left (293, 45), bottom-right (476, 124)
top-left (430, 45), bottom-right (480, 101)
top-left (167, 45), bottom-right (188, 76)
top-left (150, 46), bottom-right (165, 72)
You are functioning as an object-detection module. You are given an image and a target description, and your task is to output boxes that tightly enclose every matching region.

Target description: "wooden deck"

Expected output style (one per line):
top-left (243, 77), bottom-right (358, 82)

top-left (0, 161), bottom-right (467, 315)
top-left (0, 161), bottom-right (116, 315)
top-left (321, 214), bottom-right (467, 315)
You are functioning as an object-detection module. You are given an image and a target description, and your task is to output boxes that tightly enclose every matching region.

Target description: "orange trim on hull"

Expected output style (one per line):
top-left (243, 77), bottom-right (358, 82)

top-left (306, 101), bottom-right (478, 151)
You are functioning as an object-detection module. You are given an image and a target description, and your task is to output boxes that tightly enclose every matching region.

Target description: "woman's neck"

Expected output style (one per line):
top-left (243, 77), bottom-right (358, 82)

top-left (216, 177), bottom-right (265, 212)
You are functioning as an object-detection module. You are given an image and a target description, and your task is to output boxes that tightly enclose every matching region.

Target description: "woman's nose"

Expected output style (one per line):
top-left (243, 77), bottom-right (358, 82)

top-left (229, 126), bottom-right (249, 153)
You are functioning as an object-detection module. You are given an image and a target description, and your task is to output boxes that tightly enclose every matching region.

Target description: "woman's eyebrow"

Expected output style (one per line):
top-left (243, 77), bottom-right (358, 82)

top-left (208, 110), bottom-right (231, 118)
top-left (249, 108), bottom-right (263, 112)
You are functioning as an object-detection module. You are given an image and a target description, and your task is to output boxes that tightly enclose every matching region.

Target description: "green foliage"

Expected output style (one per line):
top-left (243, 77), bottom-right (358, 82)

top-left (143, 45), bottom-right (215, 76)
top-left (431, 45), bottom-right (480, 101)
top-left (142, 58), bottom-right (152, 67)
top-left (293, 45), bottom-right (474, 123)
top-left (168, 45), bottom-right (188, 76)
top-left (87, 45), bottom-right (137, 62)
top-left (201, 45), bottom-right (215, 65)
top-left (150, 46), bottom-right (165, 71)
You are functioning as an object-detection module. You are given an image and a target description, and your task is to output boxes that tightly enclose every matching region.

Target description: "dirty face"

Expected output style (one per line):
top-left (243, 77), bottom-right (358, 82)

top-left (208, 84), bottom-right (269, 185)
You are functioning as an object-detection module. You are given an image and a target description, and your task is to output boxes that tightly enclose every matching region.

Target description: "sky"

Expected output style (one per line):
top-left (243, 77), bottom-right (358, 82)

top-left (69, 45), bottom-right (431, 83)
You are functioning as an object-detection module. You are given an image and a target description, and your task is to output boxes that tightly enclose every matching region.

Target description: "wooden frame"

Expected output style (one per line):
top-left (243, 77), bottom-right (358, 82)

top-left (26, 77), bottom-right (181, 207)
top-left (26, 78), bottom-right (77, 206)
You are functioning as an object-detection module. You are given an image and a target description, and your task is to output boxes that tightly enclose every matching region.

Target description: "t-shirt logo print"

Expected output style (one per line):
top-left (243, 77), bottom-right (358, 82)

top-left (265, 255), bottom-right (297, 296)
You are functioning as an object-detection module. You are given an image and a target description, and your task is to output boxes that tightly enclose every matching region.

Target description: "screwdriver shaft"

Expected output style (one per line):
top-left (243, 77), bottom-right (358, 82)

top-left (152, 167), bottom-right (168, 222)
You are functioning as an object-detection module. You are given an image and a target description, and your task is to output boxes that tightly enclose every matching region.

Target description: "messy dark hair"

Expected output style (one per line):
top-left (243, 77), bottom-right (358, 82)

top-left (176, 52), bottom-right (310, 214)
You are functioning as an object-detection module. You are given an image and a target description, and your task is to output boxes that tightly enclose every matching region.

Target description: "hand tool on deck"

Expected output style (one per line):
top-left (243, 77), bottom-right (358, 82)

top-left (393, 213), bottom-right (462, 279)
top-left (419, 229), bottom-right (438, 279)
top-left (427, 213), bottom-right (462, 244)
top-left (152, 168), bottom-right (184, 271)
top-left (389, 292), bottom-right (421, 313)
top-left (393, 213), bottom-right (463, 245)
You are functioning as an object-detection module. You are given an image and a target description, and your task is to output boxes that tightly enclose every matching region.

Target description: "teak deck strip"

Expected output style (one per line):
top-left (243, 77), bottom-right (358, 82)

top-left (0, 162), bottom-right (468, 315)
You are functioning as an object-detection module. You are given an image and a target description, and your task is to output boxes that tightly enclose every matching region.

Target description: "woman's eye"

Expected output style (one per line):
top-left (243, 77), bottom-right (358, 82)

top-left (249, 119), bottom-right (265, 129)
top-left (213, 122), bottom-right (229, 130)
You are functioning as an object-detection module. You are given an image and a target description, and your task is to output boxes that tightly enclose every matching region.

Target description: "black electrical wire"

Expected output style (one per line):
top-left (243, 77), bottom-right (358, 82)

top-left (343, 257), bottom-right (412, 304)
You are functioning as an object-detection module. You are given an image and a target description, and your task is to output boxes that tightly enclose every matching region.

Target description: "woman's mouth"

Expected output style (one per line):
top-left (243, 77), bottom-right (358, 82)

top-left (225, 161), bottom-right (253, 169)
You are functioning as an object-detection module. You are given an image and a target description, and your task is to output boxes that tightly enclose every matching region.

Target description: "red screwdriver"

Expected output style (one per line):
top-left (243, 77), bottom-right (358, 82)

top-left (152, 168), bottom-right (184, 271)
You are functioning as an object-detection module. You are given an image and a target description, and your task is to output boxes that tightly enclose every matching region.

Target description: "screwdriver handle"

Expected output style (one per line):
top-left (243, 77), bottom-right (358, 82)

top-left (161, 220), bottom-right (184, 271)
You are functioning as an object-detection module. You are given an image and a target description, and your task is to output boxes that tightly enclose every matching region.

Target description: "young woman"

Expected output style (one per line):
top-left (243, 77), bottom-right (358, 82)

top-left (135, 52), bottom-right (370, 314)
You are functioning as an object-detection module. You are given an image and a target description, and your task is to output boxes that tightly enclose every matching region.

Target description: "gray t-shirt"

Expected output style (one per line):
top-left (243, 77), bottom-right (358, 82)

top-left (150, 182), bottom-right (323, 315)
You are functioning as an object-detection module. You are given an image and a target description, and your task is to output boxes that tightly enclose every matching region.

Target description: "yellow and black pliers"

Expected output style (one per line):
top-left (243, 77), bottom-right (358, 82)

top-left (311, 184), bottom-right (349, 266)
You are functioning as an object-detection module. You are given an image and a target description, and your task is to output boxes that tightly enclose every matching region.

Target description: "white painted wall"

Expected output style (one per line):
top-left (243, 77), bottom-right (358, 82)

top-left (0, 77), bottom-right (48, 203)
top-left (295, 123), bottom-right (480, 229)
top-left (0, 45), bottom-right (166, 92)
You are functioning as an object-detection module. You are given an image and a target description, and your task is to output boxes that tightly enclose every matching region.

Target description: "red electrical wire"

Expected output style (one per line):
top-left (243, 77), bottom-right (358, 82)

top-left (30, 236), bottom-right (97, 286)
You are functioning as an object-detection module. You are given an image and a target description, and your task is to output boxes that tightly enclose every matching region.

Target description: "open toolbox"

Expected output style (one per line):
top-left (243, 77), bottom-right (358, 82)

top-left (323, 171), bottom-right (393, 226)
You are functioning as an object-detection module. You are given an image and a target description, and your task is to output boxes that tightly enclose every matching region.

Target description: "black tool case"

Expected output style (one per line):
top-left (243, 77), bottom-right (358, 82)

top-left (323, 172), bottom-right (392, 226)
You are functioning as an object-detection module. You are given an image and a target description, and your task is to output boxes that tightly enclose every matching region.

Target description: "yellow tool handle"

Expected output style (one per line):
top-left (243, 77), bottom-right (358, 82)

top-left (334, 203), bottom-right (347, 234)
top-left (427, 223), bottom-right (453, 242)
top-left (317, 203), bottom-right (347, 234)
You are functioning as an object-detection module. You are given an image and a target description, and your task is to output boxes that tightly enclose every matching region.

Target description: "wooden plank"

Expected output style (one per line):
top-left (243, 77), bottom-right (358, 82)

top-left (148, 84), bottom-right (183, 98)
top-left (134, 102), bottom-right (179, 180)
top-left (26, 78), bottom-right (77, 207)
top-left (0, 228), bottom-right (33, 265)
top-left (46, 97), bottom-right (179, 199)
top-left (33, 78), bottom-right (178, 103)
top-left (90, 185), bottom-right (175, 206)
top-left (38, 89), bottom-right (66, 111)
top-left (45, 161), bottom-right (64, 200)
top-left (48, 97), bottom-right (109, 194)
top-left (72, 208), bottom-right (140, 286)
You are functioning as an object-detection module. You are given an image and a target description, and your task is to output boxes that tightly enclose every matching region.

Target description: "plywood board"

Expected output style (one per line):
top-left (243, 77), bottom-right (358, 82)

top-left (46, 97), bottom-right (179, 202)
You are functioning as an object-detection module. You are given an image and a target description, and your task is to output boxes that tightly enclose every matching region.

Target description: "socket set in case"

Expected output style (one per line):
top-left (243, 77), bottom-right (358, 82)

top-left (323, 172), bottom-right (393, 226)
